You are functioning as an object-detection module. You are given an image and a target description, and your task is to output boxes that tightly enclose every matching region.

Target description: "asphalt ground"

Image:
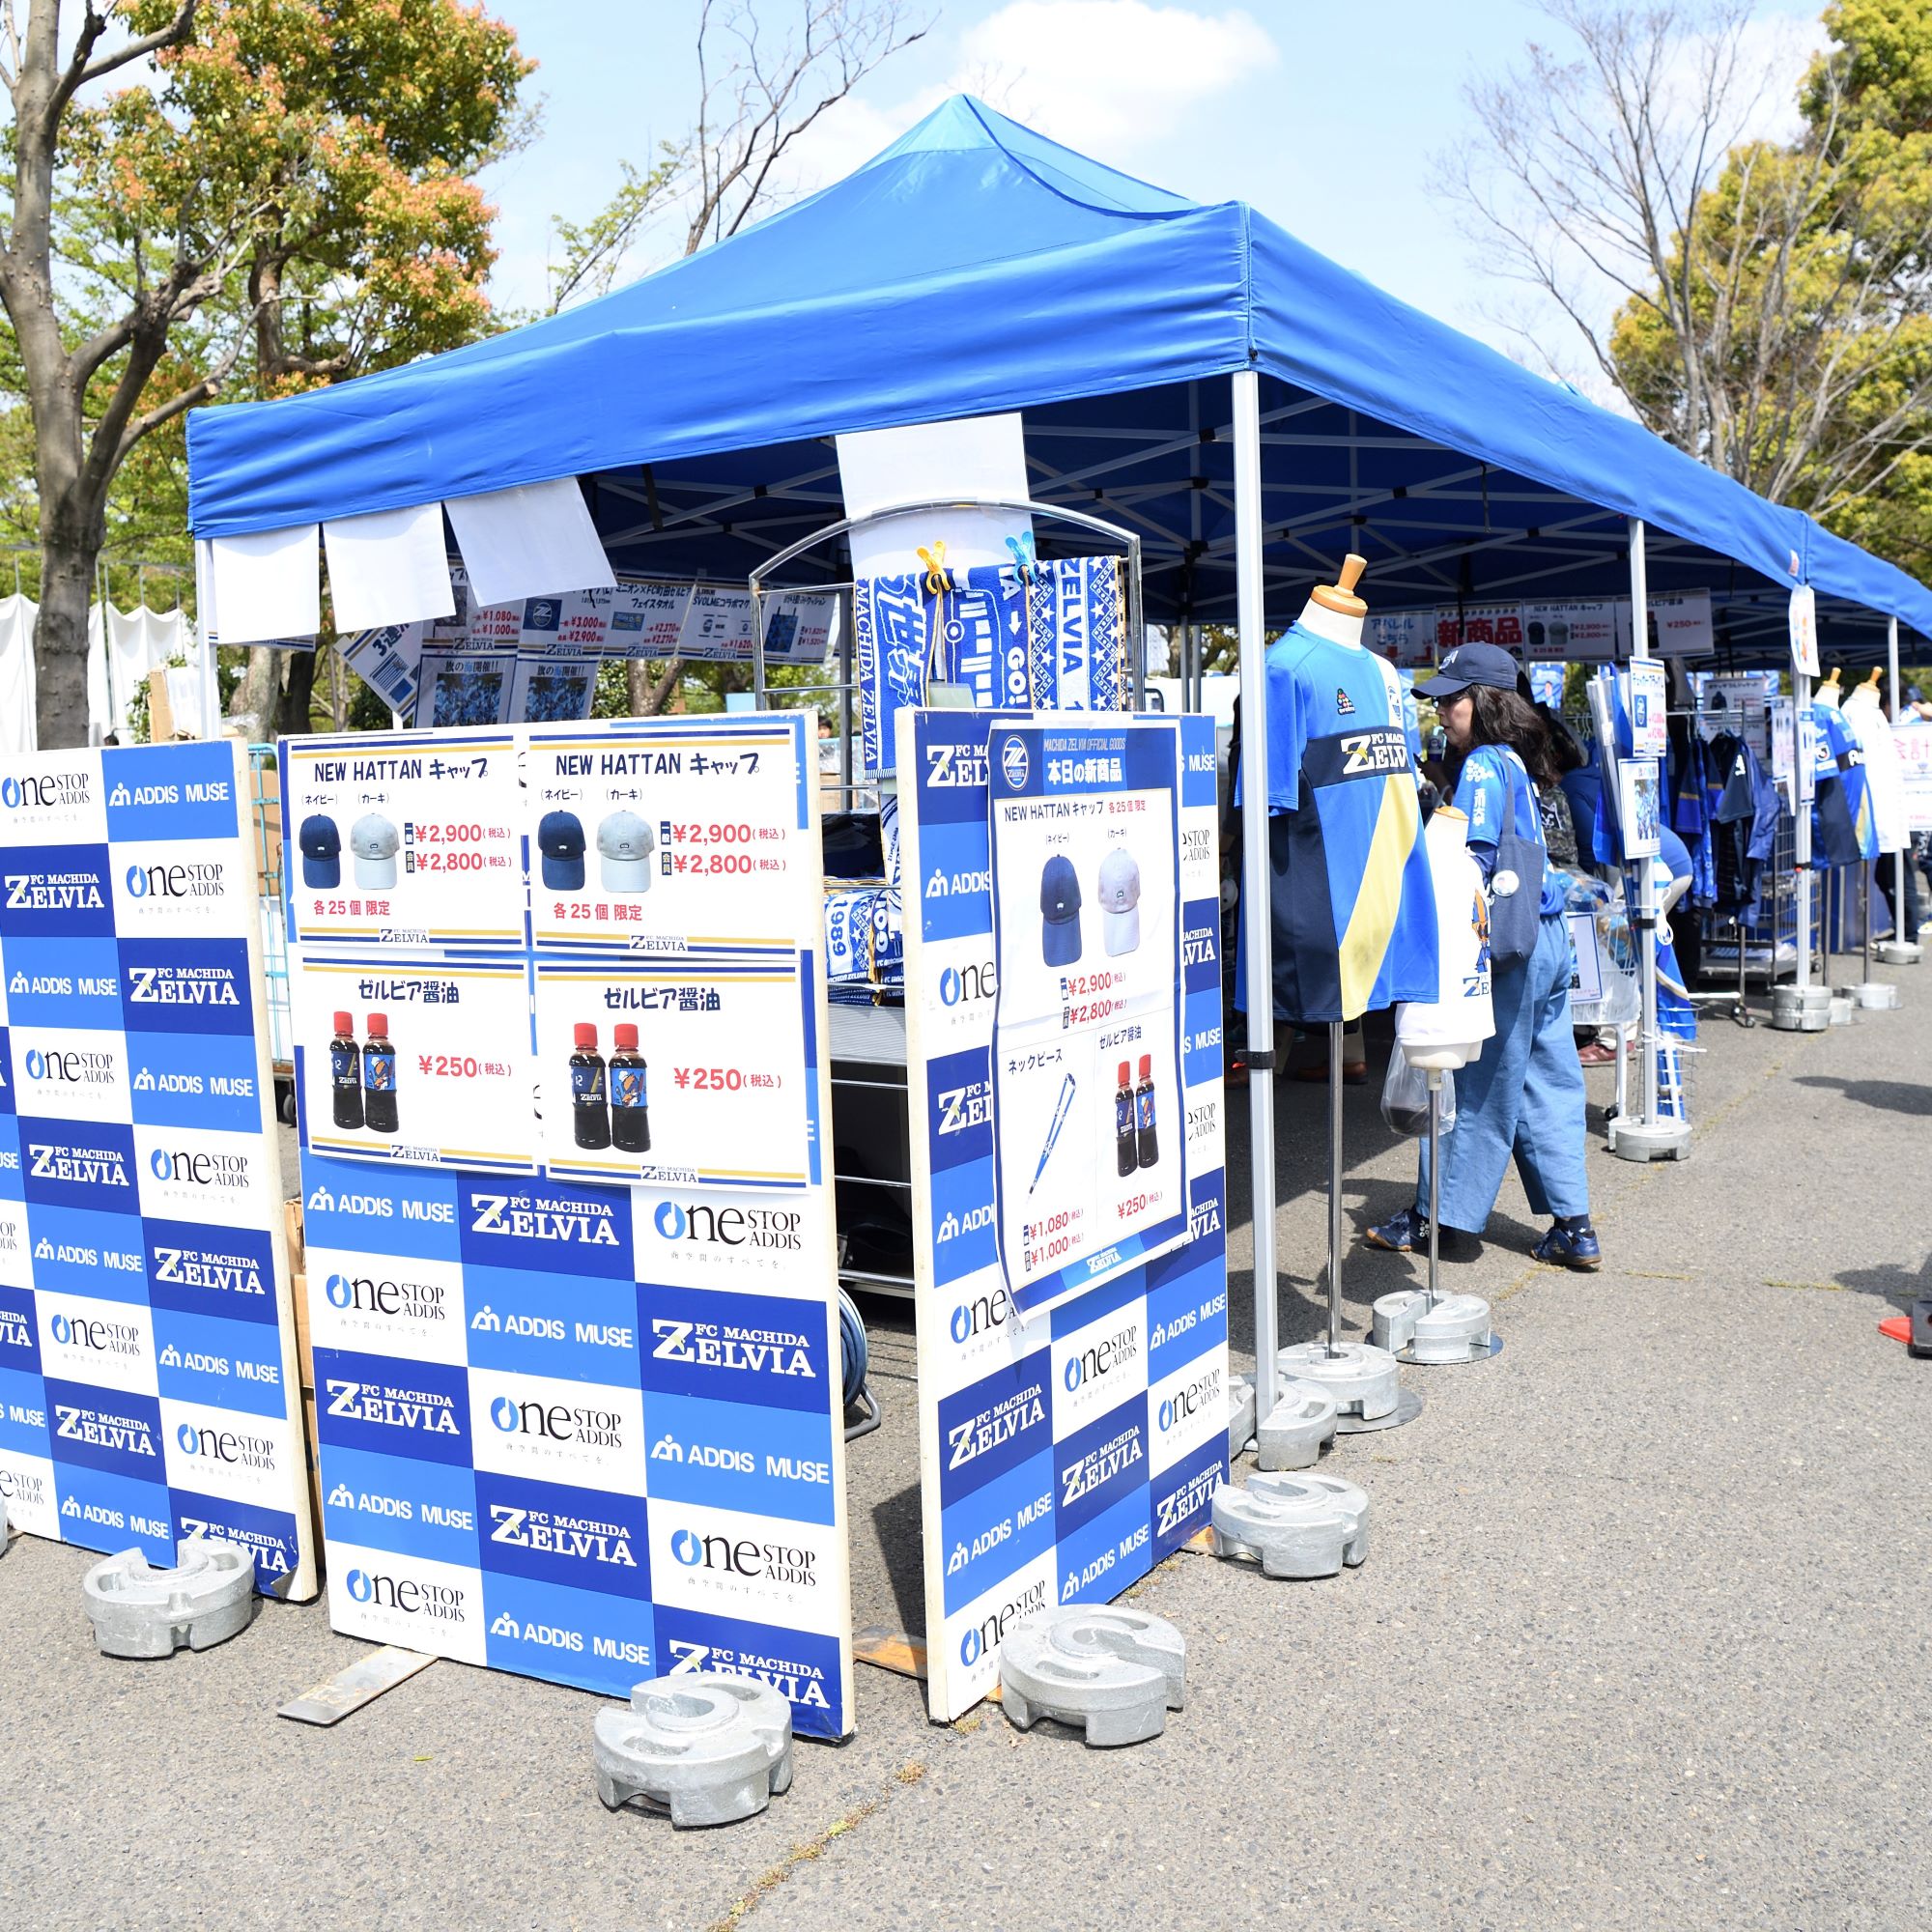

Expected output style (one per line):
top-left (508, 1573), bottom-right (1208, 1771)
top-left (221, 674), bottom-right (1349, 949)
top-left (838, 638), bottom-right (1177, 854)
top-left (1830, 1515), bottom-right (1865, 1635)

top-left (5, 969), bottom-right (1930, 1931)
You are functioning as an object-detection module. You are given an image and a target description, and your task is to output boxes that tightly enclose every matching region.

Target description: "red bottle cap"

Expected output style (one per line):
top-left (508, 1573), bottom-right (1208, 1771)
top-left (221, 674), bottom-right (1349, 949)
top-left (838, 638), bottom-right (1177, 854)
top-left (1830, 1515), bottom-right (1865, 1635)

top-left (1118, 1061), bottom-right (1130, 1086)
top-left (1138, 1053), bottom-right (1151, 1080)
top-left (333, 1011), bottom-right (353, 1035)
top-left (366, 1013), bottom-right (386, 1035)
top-left (613, 1024), bottom-right (639, 1051)
top-left (574, 1023), bottom-right (598, 1049)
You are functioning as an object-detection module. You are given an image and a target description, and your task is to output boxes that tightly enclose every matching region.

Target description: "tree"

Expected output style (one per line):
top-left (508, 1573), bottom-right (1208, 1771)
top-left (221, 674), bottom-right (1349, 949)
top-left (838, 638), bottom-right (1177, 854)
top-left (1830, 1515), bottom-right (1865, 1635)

top-left (546, 0), bottom-right (929, 722)
top-left (0, 0), bottom-right (531, 749)
top-left (1442, 0), bottom-right (1932, 569)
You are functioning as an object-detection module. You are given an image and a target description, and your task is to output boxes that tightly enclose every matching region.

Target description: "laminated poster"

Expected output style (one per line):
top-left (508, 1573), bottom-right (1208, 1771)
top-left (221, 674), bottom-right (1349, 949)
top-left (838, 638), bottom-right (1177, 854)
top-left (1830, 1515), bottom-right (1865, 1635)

top-left (282, 731), bottom-right (526, 950)
top-left (984, 718), bottom-right (1191, 1320)
top-left (415, 647), bottom-right (518, 730)
top-left (0, 740), bottom-right (316, 1598)
top-left (899, 706), bottom-right (1228, 1721)
top-left (524, 717), bottom-right (818, 955)
top-left (1626, 659), bottom-right (1667, 760)
top-left (282, 715), bottom-right (851, 1734)
top-left (1617, 757), bottom-right (1662, 859)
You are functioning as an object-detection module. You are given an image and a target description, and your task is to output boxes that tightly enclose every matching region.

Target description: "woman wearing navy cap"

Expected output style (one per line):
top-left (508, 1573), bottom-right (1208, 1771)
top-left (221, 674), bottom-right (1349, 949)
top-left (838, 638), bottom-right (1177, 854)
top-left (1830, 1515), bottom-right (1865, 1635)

top-left (1367, 642), bottom-right (1600, 1269)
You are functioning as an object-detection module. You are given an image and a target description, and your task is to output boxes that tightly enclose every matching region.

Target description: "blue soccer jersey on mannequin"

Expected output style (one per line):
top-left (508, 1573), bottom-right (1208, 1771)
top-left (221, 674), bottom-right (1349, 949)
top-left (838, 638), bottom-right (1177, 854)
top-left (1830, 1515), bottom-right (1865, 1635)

top-left (1260, 623), bottom-right (1438, 1022)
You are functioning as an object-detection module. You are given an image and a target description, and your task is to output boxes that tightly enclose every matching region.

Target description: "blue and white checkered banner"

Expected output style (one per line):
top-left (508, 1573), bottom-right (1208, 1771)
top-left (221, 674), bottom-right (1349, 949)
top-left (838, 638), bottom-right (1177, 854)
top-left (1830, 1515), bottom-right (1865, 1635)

top-left (898, 707), bottom-right (1226, 1720)
top-left (0, 742), bottom-right (316, 1597)
top-left (284, 716), bottom-right (854, 1738)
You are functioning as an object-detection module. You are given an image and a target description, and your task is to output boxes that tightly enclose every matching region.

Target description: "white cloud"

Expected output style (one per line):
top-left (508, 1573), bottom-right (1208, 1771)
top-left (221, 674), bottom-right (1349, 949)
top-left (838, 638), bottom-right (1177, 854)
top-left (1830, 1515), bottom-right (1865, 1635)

top-left (956, 1), bottom-right (1278, 152)
top-left (782, 1), bottom-right (1277, 197)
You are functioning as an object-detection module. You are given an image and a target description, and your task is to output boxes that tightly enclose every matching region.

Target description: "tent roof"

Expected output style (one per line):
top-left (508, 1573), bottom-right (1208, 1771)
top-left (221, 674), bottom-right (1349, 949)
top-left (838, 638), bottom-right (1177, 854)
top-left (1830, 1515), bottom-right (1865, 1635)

top-left (185, 95), bottom-right (1932, 646)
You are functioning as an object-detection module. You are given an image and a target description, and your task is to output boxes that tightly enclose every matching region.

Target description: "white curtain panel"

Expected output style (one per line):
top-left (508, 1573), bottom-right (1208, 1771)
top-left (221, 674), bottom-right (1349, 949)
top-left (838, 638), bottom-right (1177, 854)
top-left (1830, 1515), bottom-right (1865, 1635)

top-left (324, 499), bottom-right (456, 630)
top-left (837, 412), bottom-right (1033, 579)
top-left (444, 478), bottom-right (614, 610)
top-left (0, 592), bottom-right (38, 753)
top-left (208, 523), bottom-right (321, 645)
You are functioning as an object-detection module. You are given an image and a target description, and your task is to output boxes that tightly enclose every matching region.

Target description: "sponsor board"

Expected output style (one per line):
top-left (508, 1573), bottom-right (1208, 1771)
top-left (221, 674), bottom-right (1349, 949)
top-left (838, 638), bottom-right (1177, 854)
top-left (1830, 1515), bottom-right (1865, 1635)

top-left (0, 742), bottom-right (311, 1595)
top-left (286, 717), bottom-right (850, 1733)
top-left (901, 708), bottom-right (1227, 1720)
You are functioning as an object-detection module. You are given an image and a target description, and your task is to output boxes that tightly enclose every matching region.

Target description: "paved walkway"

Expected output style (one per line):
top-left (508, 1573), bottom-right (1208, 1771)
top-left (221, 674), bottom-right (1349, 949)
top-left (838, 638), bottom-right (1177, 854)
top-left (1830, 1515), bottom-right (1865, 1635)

top-left (5, 980), bottom-right (1929, 1930)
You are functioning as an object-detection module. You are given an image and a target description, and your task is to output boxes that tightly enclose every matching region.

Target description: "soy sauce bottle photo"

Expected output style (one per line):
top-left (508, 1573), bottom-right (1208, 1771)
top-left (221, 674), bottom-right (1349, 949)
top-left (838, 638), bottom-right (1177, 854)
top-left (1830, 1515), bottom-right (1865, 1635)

top-left (571, 1022), bottom-right (611, 1150)
top-left (1114, 1060), bottom-right (1136, 1178)
top-left (330, 1010), bottom-right (364, 1130)
top-left (1134, 1052), bottom-right (1158, 1169)
top-left (610, 1022), bottom-right (650, 1152)
top-left (362, 1012), bottom-right (398, 1135)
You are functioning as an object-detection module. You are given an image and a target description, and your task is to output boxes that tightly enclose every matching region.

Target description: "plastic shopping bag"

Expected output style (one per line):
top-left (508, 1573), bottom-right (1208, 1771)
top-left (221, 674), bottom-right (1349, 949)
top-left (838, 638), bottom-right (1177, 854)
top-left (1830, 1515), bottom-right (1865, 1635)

top-left (1380, 1045), bottom-right (1457, 1139)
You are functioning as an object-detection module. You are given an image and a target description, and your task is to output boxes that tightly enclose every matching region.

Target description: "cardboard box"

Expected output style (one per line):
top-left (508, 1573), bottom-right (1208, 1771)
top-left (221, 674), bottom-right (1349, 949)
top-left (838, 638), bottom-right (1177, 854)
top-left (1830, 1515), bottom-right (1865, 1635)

top-left (283, 1195), bottom-right (304, 1278)
top-left (292, 1270), bottom-right (312, 1396)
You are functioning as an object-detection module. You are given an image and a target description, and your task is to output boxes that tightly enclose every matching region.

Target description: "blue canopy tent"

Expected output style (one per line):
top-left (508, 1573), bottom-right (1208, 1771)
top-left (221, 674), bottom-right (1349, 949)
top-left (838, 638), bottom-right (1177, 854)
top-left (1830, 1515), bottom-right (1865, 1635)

top-left (186, 95), bottom-right (1930, 663)
top-left (185, 95), bottom-right (1931, 1409)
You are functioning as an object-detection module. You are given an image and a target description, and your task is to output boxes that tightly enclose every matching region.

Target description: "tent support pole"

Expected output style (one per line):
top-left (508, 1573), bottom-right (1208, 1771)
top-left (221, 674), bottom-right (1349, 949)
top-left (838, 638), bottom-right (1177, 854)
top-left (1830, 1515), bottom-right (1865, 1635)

top-left (193, 540), bottom-right (218, 742)
top-left (1233, 369), bottom-right (1279, 1420)
top-left (1633, 519), bottom-right (1659, 1128)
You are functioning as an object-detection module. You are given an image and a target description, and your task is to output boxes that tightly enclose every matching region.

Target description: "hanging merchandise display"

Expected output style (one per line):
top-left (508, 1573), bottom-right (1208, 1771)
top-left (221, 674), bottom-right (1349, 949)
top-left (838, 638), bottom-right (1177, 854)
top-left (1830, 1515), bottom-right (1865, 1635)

top-left (899, 706), bottom-right (1227, 1721)
top-left (985, 719), bottom-right (1191, 1317)
top-left (0, 741), bottom-right (316, 1597)
top-left (853, 554), bottom-right (1128, 775)
top-left (284, 713), bottom-right (854, 1737)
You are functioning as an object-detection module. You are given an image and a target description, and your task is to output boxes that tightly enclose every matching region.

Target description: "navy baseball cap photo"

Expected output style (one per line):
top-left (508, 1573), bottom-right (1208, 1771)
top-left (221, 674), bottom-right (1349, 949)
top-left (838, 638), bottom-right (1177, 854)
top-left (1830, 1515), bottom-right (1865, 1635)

top-left (298, 813), bottom-right (341, 890)
top-left (1040, 853), bottom-right (1082, 967)
top-left (538, 810), bottom-right (586, 892)
top-left (1416, 641), bottom-right (1520, 696)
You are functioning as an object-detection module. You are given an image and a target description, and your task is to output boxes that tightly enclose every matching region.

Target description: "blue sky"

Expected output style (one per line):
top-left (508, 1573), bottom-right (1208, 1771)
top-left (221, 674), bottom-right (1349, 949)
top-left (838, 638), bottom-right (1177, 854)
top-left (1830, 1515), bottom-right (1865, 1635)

top-left (477, 0), bottom-right (1827, 379)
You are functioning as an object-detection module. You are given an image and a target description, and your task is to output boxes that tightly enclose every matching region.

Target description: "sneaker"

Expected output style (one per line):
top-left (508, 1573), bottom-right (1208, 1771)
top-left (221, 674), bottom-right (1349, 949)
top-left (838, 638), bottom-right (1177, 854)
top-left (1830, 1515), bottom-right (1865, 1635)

top-left (1576, 1041), bottom-right (1618, 1066)
top-left (1532, 1223), bottom-right (1603, 1271)
top-left (1365, 1207), bottom-right (1428, 1253)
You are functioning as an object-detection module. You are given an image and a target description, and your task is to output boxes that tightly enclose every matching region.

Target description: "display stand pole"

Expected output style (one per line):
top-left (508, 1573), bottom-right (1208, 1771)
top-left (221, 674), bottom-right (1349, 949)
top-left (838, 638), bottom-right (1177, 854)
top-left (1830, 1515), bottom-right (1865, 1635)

top-left (1326, 1020), bottom-right (1345, 1354)
top-left (1232, 370), bottom-right (1280, 1418)
top-left (192, 538), bottom-right (219, 741)
top-left (1425, 1071), bottom-right (1442, 1313)
top-left (1611, 520), bottom-right (1690, 1159)
top-left (1794, 668), bottom-right (1813, 990)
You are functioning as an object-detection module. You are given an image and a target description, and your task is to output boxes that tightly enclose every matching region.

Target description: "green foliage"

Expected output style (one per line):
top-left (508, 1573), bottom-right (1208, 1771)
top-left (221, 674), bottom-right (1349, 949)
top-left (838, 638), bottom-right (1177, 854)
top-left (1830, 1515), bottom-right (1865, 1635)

top-left (1607, 0), bottom-right (1932, 575)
